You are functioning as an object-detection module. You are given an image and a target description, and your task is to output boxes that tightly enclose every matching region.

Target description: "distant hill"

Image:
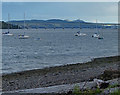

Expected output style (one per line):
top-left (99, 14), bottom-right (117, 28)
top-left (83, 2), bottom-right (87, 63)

top-left (7, 19), bottom-right (118, 29)
top-left (0, 21), bottom-right (20, 29)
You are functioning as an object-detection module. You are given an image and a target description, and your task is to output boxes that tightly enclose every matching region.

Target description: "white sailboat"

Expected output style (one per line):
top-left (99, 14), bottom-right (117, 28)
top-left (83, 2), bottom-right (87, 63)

top-left (75, 20), bottom-right (86, 36)
top-left (3, 13), bottom-right (14, 36)
top-left (19, 13), bottom-right (29, 39)
top-left (98, 24), bottom-right (104, 39)
top-left (75, 31), bottom-right (86, 36)
top-left (92, 33), bottom-right (99, 38)
top-left (92, 20), bottom-right (104, 39)
top-left (92, 19), bottom-right (99, 38)
top-left (35, 24), bottom-right (41, 40)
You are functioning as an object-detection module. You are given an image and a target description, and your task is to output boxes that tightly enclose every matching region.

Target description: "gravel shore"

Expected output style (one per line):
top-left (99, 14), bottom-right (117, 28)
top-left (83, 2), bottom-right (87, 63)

top-left (2, 56), bottom-right (120, 91)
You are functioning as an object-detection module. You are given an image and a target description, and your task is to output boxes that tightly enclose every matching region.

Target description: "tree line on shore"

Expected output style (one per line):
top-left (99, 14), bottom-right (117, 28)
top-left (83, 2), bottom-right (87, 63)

top-left (0, 19), bottom-right (118, 29)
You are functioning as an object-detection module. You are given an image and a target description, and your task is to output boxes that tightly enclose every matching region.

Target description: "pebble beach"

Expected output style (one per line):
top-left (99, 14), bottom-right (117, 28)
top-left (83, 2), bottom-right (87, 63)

top-left (2, 56), bottom-right (119, 92)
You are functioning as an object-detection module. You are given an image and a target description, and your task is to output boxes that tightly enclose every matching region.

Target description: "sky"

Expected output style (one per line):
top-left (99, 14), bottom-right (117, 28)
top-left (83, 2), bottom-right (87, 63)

top-left (2, 2), bottom-right (118, 23)
top-left (1, 0), bottom-right (120, 2)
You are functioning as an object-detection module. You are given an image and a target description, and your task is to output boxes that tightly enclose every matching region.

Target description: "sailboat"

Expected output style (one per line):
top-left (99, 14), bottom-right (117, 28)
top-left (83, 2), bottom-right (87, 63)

top-left (92, 33), bottom-right (99, 38)
top-left (19, 13), bottom-right (29, 39)
top-left (35, 24), bottom-right (41, 40)
top-left (75, 20), bottom-right (86, 36)
top-left (92, 19), bottom-right (100, 38)
top-left (75, 31), bottom-right (86, 36)
top-left (98, 24), bottom-right (104, 39)
top-left (3, 13), bottom-right (13, 36)
top-left (54, 23), bottom-right (56, 30)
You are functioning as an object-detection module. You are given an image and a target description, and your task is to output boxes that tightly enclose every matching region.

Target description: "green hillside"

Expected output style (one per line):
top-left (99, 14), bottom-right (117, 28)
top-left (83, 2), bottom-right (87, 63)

top-left (9, 19), bottom-right (118, 29)
top-left (0, 21), bottom-right (19, 29)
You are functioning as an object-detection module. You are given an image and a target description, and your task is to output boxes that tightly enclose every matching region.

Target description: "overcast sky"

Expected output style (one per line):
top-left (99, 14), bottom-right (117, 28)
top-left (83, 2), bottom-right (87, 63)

top-left (2, 2), bottom-right (118, 23)
top-left (1, 0), bottom-right (120, 2)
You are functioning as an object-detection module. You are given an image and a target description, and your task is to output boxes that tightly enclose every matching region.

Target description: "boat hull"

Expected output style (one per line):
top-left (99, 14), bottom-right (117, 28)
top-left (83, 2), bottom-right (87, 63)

top-left (3, 33), bottom-right (14, 36)
top-left (92, 34), bottom-right (99, 38)
top-left (75, 33), bottom-right (86, 36)
top-left (19, 35), bottom-right (29, 39)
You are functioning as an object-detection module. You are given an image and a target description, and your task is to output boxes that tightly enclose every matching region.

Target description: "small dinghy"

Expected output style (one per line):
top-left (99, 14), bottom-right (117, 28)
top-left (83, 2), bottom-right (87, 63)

top-left (2, 32), bottom-right (13, 36)
top-left (92, 33), bottom-right (99, 38)
top-left (19, 34), bottom-right (29, 39)
top-left (98, 36), bottom-right (104, 39)
top-left (75, 31), bottom-right (86, 36)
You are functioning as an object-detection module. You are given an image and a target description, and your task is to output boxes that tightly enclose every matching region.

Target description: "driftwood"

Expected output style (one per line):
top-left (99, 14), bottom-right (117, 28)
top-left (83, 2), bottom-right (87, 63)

top-left (94, 79), bottom-right (109, 89)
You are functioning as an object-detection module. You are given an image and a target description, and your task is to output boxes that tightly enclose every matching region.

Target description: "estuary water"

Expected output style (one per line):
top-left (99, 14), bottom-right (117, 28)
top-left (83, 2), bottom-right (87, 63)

top-left (2, 28), bottom-right (118, 74)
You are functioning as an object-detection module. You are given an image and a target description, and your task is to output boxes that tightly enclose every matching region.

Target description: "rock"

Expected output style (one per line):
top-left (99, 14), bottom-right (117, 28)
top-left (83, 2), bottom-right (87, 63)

top-left (3, 78), bottom-right (119, 94)
top-left (94, 79), bottom-right (109, 89)
top-left (107, 78), bottom-right (119, 85)
top-left (9, 81), bottom-right (15, 86)
top-left (99, 82), bottom-right (109, 89)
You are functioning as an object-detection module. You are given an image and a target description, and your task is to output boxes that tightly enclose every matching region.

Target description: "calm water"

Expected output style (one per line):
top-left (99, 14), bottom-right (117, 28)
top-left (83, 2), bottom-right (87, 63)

top-left (2, 29), bottom-right (118, 74)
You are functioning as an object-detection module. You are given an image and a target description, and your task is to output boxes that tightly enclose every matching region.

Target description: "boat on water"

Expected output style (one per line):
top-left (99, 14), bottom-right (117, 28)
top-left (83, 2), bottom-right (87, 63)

top-left (3, 13), bottom-right (13, 36)
top-left (3, 33), bottom-right (14, 36)
top-left (92, 19), bottom-right (103, 39)
top-left (35, 24), bottom-right (41, 40)
top-left (97, 30), bottom-right (104, 39)
top-left (98, 25), bottom-right (104, 39)
top-left (19, 13), bottom-right (29, 39)
top-left (98, 37), bottom-right (104, 39)
top-left (2, 32), bottom-right (13, 36)
top-left (75, 31), bottom-right (86, 36)
top-left (19, 34), bottom-right (29, 39)
top-left (92, 33), bottom-right (99, 38)
top-left (75, 21), bottom-right (86, 36)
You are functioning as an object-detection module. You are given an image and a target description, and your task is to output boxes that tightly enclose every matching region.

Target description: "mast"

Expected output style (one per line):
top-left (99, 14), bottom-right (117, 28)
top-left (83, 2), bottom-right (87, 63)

top-left (8, 13), bottom-right (10, 32)
top-left (101, 24), bottom-right (103, 37)
top-left (54, 23), bottom-right (55, 30)
top-left (24, 12), bottom-right (25, 35)
top-left (18, 24), bottom-right (19, 29)
top-left (36, 24), bottom-right (37, 29)
top-left (63, 23), bottom-right (64, 29)
top-left (79, 20), bottom-right (81, 32)
top-left (96, 19), bottom-right (97, 32)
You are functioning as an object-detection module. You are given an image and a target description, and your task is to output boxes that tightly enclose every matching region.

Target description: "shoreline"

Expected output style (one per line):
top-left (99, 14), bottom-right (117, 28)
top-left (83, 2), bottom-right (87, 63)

top-left (2, 55), bottom-right (120, 91)
top-left (2, 55), bottom-right (119, 76)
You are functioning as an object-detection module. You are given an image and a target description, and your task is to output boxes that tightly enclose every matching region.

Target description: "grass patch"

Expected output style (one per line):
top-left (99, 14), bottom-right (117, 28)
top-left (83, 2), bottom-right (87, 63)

top-left (108, 84), bottom-right (120, 88)
top-left (73, 85), bottom-right (102, 95)
top-left (110, 89), bottom-right (120, 95)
